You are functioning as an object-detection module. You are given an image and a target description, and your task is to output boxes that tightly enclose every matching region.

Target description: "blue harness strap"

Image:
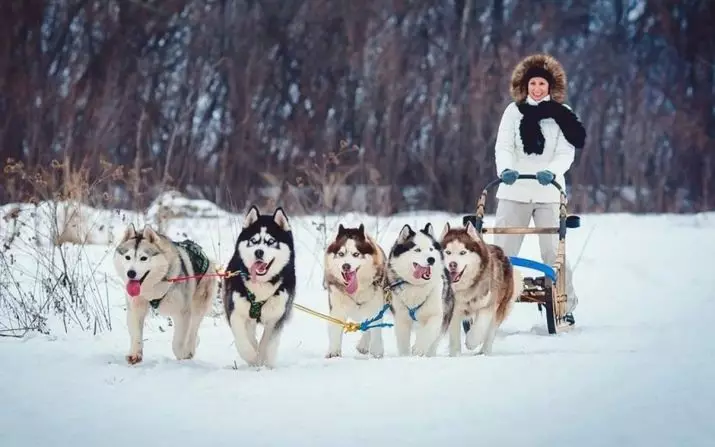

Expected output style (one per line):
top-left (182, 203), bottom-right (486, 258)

top-left (509, 256), bottom-right (557, 282)
top-left (407, 300), bottom-right (426, 321)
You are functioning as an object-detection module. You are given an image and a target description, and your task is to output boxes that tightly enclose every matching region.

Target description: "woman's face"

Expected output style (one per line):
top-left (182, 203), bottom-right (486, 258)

top-left (528, 77), bottom-right (549, 101)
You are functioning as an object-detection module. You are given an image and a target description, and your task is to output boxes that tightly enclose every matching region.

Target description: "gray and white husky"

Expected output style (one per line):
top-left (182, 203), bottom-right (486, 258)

top-left (113, 224), bottom-right (220, 365)
top-left (222, 206), bottom-right (296, 368)
top-left (385, 223), bottom-right (455, 356)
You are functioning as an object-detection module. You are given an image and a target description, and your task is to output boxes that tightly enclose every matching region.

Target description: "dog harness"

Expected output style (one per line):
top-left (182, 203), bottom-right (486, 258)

top-left (149, 239), bottom-right (210, 310)
top-left (176, 239), bottom-right (210, 279)
top-left (384, 278), bottom-right (425, 321)
top-left (235, 270), bottom-right (265, 321)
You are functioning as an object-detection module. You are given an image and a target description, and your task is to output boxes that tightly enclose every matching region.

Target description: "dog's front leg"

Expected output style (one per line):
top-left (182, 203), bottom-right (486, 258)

top-left (355, 330), bottom-right (371, 355)
top-left (478, 319), bottom-right (499, 355)
top-left (367, 328), bottom-right (384, 358)
top-left (393, 311), bottom-right (412, 356)
top-left (229, 312), bottom-right (259, 366)
top-left (257, 322), bottom-right (281, 368)
top-left (245, 318), bottom-right (258, 352)
top-left (184, 315), bottom-right (200, 359)
top-left (413, 313), bottom-right (442, 357)
top-left (171, 311), bottom-right (192, 360)
top-left (126, 299), bottom-right (149, 364)
top-left (326, 298), bottom-right (347, 358)
top-left (359, 298), bottom-right (384, 358)
top-left (465, 306), bottom-right (492, 351)
top-left (448, 312), bottom-right (463, 356)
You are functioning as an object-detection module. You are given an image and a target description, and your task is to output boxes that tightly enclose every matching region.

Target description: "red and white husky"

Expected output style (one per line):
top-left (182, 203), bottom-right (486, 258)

top-left (322, 224), bottom-right (388, 359)
top-left (440, 221), bottom-right (523, 356)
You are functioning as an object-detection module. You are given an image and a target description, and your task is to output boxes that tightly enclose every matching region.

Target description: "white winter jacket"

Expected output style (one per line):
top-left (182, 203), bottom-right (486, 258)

top-left (494, 95), bottom-right (575, 204)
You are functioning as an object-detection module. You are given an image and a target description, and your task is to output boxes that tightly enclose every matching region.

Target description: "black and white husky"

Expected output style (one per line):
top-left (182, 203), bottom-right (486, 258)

top-left (222, 206), bottom-right (296, 368)
top-left (386, 223), bottom-right (455, 356)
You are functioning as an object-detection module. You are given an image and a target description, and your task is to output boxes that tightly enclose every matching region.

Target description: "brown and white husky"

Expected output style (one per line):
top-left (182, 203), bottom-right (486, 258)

top-left (439, 221), bottom-right (523, 356)
top-left (322, 224), bottom-right (388, 359)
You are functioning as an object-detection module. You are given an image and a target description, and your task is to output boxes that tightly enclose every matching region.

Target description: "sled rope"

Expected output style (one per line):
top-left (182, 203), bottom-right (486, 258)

top-left (166, 268), bottom-right (391, 333)
top-left (165, 269), bottom-right (240, 283)
top-left (292, 302), bottom-right (393, 333)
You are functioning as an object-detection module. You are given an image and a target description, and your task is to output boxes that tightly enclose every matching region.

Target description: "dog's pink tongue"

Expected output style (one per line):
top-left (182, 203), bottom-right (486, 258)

top-left (413, 264), bottom-right (431, 279)
top-left (250, 261), bottom-right (267, 277)
top-left (344, 271), bottom-right (358, 295)
top-left (126, 280), bottom-right (141, 297)
top-left (449, 270), bottom-right (459, 282)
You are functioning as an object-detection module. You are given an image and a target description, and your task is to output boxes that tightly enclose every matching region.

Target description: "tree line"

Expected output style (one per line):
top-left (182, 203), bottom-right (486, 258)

top-left (1, 0), bottom-right (713, 215)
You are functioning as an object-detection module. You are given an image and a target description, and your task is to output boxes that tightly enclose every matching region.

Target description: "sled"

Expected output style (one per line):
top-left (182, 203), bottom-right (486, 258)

top-left (462, 174), bottom-right (580, 334)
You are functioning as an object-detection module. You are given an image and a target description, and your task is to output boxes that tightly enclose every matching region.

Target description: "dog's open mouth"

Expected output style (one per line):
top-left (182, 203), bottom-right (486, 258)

top-left (126, 271), bottom-right (150, 297)
top-left (449, 266), bottom-right (466, 283)
top-left (341, 268), bottom-right (359, 295)
top-left (250, 259), bottom-right (274, 277)
top-left (412, 262), bottom-right (432, 280)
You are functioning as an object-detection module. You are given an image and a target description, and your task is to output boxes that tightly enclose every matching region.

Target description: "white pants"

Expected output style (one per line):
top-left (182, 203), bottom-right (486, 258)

top-left (493, 199), bottom-right (578, 314)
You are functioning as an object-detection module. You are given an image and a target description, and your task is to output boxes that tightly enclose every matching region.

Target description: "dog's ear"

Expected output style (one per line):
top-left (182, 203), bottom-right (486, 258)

top-left (465, 220), bottom-right (482, 242)
top-left (337, 224), bottom-right (346, 236)
top-left (397, 224), bottom-right (413, 243)
top-left (121, 223), bottom-right (137, 242)
top-left (141, 224), bottom-right (159, 244)
top-left (439, 222), bottom-right (451, 241)
top-left (422, 223), bottom-right (434, 238)
top-left (243, 205), bottom-right (260, 228)
top-left (358, 223), bottom-right (365, 236)
top-left (273, 207), bottom-right (290, 231)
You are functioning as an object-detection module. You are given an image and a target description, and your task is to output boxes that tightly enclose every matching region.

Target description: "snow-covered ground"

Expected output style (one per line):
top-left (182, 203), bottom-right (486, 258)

top-left (1, 202), bottom-right (714, 447)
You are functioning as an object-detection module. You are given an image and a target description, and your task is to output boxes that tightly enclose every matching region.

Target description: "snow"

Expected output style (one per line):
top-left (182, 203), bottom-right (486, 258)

top-left (1, 202), bottom-right (714, 447)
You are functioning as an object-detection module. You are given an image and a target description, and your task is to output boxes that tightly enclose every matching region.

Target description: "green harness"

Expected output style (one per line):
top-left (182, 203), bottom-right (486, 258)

top-left (149, 239), bottom-right (210, 310)
top-left (235, 270), bottom-right (265, 321)
top-left (176, 239), bottom-right (210, 278)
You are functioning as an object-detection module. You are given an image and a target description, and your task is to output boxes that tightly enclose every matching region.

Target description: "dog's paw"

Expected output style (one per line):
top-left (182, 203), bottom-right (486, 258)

top-left (177, 351), bottom-right (195, 361)
top-left (126, 352), bottom-right (143, 365)
top-left (477, 346), bottom-right (492, 356)
top-left (370, 350), bottom-right (384, 359)
top-left (242, 353), bottom-right (260, 367)
top-left (325, 351), bottom-right (342, 359)
top-left (356, 344), bottom-right (369, 355)
top-left (355, 336), bottom-right (370, 354)
top-left (411, 345), bottom-right (428, 357)
top-left (465, 333), bottom-right (481, 351)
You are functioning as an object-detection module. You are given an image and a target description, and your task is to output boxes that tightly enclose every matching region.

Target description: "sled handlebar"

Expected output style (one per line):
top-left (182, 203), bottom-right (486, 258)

top-left (482, 174), bottom-right (564, 194)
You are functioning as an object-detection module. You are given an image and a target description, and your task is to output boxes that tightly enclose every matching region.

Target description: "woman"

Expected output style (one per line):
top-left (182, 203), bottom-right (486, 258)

top-left (493, 53), bottom-right (586, 325)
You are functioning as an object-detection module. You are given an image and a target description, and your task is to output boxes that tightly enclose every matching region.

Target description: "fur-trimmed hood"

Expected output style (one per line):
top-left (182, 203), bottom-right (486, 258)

top-left (510, 54), bottom-right (567, 103)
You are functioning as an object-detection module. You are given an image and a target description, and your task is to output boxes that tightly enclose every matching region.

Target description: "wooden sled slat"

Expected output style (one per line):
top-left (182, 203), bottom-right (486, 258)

top-left (482, 227), bottom-right (560, 234)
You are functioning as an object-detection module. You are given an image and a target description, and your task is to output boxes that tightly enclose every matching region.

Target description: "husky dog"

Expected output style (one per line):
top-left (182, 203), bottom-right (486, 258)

top-left (222, 206), bottom-right (296, 368)
top-left (322, 224), bottom-right (388, 359)
top-left (385, 223), bottom-right (455, 356)
top-left (440, 221), bottom-right (523, 356)
top-left (113, 224), bottom-right (220, 365)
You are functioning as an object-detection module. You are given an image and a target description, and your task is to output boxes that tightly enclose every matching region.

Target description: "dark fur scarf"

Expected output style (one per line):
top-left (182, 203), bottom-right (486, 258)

top-left (517, 101), bottom-right (586, 155)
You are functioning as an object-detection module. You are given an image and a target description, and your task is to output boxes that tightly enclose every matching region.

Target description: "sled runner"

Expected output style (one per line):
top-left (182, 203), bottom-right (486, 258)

top-left (462, 175), bottom-right (580, 334)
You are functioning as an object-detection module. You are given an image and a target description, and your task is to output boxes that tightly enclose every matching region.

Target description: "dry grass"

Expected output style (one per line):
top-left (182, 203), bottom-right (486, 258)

top-left (0, 158), bottom-right (124, 336)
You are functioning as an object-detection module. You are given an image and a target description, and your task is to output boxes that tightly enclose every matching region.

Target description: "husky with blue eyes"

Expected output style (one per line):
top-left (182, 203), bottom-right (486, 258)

top-left (222, 205), bottom-right (296, 368)
top-left (113, 224), bottom-right (220, 365)
top-left (385, 223), bottom-right (455, 357)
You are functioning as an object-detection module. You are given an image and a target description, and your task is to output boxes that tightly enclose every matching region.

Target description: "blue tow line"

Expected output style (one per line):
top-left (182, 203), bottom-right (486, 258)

top-left (357, 303), bottom-right (393, 331)
top-left (509, 256), bottom-right (557, 282)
